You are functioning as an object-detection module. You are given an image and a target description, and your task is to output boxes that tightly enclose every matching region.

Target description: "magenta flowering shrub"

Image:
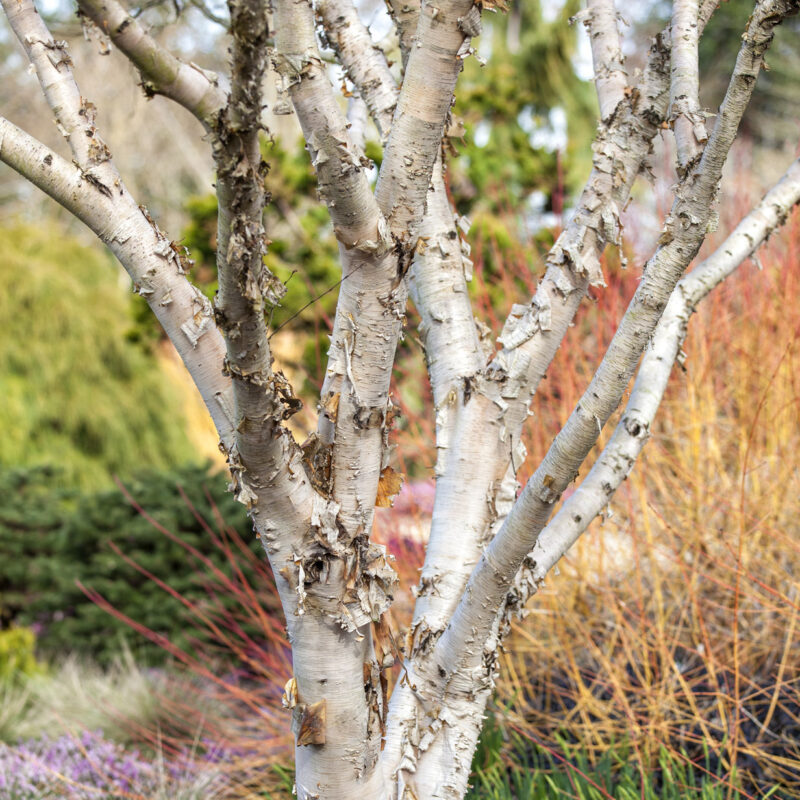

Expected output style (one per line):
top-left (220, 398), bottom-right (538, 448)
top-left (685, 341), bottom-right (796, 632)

top-left (0, 731), bottom-right (228, 799)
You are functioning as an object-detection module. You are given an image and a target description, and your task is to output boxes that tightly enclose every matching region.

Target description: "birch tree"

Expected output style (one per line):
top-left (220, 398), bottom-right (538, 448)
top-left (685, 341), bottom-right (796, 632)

top-left (1, 0), bottom-right (799, 797)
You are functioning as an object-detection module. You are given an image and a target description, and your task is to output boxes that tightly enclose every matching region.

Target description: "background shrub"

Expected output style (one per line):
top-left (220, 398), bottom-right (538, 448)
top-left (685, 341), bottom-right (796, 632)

top-left (0, 464), bottom-right (280, 666)
top-left (0, 225), bottom-right (197, 489)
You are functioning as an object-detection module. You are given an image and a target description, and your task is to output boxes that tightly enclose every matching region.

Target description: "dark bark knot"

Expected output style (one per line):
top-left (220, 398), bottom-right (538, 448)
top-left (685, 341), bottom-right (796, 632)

top-left (624, 416), bottom-right (648, 439)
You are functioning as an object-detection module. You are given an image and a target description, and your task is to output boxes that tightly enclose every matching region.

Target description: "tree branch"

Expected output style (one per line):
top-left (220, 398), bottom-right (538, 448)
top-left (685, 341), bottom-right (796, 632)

top-left (375, 0), bottom-right (477, 239)
top-left (316, 12), bottom-right (488, 690)
top-left (76, 0), bottom-right (227, 130)
top-left (386, 2), bottom-right (798, 795)
top-left (212, 0), bottom-right (311, 544)
top-left (317, 0), bottom-right (397, 140)
top-left (699, 0), bottom-right (721, 39)
top-left (2, 0), bottom-right (313, 664)
top-left (582, 0), bottom-right (628, 121)
top-left (429, 0), bottom-right (797, 721)
top-left (3, 0), bottom-right (111, 172)
top-left (386, 0), bottom-right (420, 70)
top-left (670, 0), bottom-right (706, 175)
top-left (315, 0), bottom-right (485, 418)
top-left (318, 0), bottom-right (485, 556)
top-left (292, 0), bottom-right (482, 544)
top-left (0, 116), bottom-right (236, 446)
top-left (1, 0), bottom-right (236, 445)
top-left (270, 5), bottom-right (404, 795)
top-left (403, 15), bottom-right (674, 669)
top-left (273, 0), bottom-right (383, 250)
top-left (405, 3), bottom-right (725, 655)
top-left (383, 18), bottom-right (674, 795)
top-left (272, 4), bottom-right (483, 791)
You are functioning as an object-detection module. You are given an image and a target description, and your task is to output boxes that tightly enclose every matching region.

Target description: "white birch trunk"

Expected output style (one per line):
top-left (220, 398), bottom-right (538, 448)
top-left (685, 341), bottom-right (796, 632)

top-left (2, 0), bottom-right (798, 798)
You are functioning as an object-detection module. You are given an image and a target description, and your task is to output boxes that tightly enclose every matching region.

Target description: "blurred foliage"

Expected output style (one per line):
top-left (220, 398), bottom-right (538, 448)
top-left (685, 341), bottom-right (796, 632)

top-left (0, 464), bottom-right (282, 667)
top-left (449, 0), bottom-right (596, 218)
top-left (0, 626), bottom-right (45, 683)
top-left (0, 225), bottom-right (196, 489)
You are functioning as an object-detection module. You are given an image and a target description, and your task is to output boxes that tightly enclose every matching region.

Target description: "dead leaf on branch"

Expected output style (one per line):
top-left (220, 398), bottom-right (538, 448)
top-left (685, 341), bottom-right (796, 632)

top-left (294, 700), bottom-right (327, 746)
top-left (322, 391), bottom-right (340, 423)
top-left (376, 466), bottom-right (404, 507)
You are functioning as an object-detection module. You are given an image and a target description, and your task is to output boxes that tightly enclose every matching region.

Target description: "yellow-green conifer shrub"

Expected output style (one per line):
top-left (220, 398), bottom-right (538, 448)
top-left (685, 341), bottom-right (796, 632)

top-left (0, 224), bottom-right (196, 488)
top-left (0, 625), bottom-right (44, 682)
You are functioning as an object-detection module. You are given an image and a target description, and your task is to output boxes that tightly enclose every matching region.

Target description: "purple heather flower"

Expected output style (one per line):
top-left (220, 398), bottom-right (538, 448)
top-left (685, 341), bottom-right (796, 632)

top-left (0, 730), bottom-right (228, 798)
